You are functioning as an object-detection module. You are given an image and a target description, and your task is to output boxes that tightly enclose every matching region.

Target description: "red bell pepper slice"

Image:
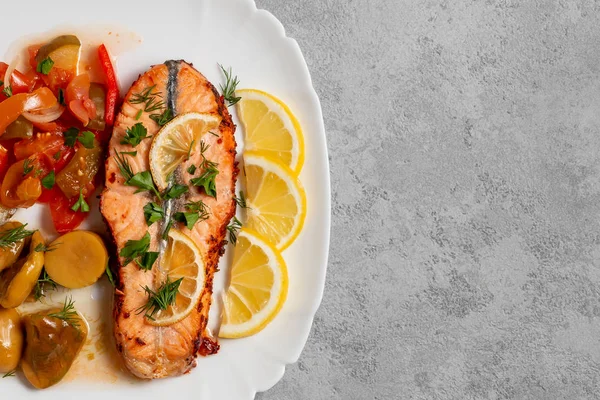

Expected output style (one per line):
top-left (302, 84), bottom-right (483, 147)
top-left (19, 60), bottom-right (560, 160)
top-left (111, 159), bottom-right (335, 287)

top-left (98, 44), bottom-right (119, 126)
top-left (0, 144), bottom-right (9, 181)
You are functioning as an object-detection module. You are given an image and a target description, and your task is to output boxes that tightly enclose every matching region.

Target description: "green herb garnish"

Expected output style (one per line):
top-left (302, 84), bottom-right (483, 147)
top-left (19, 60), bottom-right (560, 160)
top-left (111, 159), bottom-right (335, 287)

top-left (137, 251), bottom-right (159, 271)
top-left (78, 131), bottom-right (95, 149)
top-left (135, 109), bottom-right (143, 120)
top-left (106, 263), bottom-right (115, 287)
top-left (2, 85), bottom-right (12, 97)
top-left (234, 191), bottom-right (248, 209)
top-left (187, 164), bottom-right (197, 175)
top-left (48, 296), bottom-right (80, 328)
top-left (22, 158), bottom-right (34, 176)
top-left (64, 127), bottom-right (94, 148)
top-left (173, 200), bottom-right (210, 230)
top-left (71, 189), bottom-right (90, 212)
top-left (190, 141), bottom-right (219, 198)
top-left (64, 127), bottom-right (79, 147)
top-left (114, 152), bottom-right (161, 199)
top-left (120, 233), bottom-right (158, 271)
top-left (219, 64), bottom-right (241, 106)
top-left (121, 123), bottom-right (148, 147)
top-left (162, 219), bottom-right (173, 241)
top-left (120, 232), bottom-right (151, 266)
top-left (130, 85), bottom-right (165, 112)
top-left (143, 202), bottom-right (164, 226)
top-left (129, 171), bottom-right (161, 198)
top-left (2, 370), bottom-right (16, 378)
top-left (227, 216), bottom-right (242, 244)
top-left (34, 242), bottom-right (59, 253)
top-left (150, 108), bottom-right (174, 126)
top-left (185, 140), bottom-right (195, 161)
top-left (53, 150), bottom-right (62, 160)
top-left (33, 269), bottom-right (57, 301)
top-left (36, 57), bottom-right (54, 75)
top-left (164, 184), bottom-right (189, 200)
top-left (136, 277), bottom-right (183, 320)
top-left (41, 171), bottom-right (55, 189)
top-left (0, 224), bottom-right (34, 248)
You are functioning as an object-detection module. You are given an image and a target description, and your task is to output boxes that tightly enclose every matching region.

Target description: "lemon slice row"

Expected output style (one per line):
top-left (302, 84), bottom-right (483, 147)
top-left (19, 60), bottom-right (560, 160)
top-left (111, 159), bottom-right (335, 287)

top-left (219, 90), bottom-right (308, 338)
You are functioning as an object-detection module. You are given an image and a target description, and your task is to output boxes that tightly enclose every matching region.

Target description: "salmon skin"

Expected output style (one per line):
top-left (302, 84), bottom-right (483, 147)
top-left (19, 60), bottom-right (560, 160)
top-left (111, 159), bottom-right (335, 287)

top-left (100, 60), bottom-right (237, 379)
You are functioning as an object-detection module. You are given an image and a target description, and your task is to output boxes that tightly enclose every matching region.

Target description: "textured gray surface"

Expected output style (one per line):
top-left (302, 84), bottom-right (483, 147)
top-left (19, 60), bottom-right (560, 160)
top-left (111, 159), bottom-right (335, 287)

top-left (254, 1), bottom-right (600, 399)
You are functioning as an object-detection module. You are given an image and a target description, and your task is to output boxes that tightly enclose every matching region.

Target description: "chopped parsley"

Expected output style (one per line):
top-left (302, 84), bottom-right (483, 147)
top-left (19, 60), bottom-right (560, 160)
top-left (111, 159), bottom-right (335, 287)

top-left (71, 189), bottom-right (90, 212)
top-left (41, 171), bottom-right (55, 189)
top-left (121, 123), bottom-right (149, 147)
top-left (36, 57), bottom-right (54, 75)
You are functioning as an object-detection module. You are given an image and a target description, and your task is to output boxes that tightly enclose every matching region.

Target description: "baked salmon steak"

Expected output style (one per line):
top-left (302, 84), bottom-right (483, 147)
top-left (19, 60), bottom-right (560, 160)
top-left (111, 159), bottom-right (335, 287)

top-left (100, 60), bottom-right (237, 379)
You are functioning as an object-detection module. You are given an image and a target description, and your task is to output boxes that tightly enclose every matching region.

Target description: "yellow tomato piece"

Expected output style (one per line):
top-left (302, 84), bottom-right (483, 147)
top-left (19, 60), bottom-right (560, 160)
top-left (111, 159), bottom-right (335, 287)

top-left (44, 231), bottom-right (108, 289)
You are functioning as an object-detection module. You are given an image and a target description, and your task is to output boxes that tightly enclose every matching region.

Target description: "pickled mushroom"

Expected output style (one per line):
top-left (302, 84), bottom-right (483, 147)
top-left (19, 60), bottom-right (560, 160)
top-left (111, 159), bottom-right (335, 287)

top-left (21, 299), bottom-right (88, 389)
top-left (0, 308), bottom-right (23, 373)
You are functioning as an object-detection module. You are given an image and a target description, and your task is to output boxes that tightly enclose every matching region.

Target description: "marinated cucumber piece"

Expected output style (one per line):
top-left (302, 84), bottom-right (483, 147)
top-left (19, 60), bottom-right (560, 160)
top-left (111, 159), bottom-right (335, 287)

top-left (2, 116), bottom-right (33, 140)
top-left (21, 304), bottom-right (88, 389)
top-left (35, 35), bottom-right (81, 73)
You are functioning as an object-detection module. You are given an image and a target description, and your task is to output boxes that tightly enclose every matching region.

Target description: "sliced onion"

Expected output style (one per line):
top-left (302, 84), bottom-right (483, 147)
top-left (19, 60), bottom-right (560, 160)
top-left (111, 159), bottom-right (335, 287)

top-left (3, 55), bottom-right (19, 88)
top-left (23, 104), bottom-right (65, 123)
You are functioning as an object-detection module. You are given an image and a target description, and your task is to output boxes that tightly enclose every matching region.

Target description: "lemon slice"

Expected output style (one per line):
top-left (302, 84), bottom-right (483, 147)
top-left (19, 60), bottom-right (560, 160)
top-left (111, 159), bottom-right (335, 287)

top-left (149, 112), bottom-right (221, 190)
top-left (219, 229), bottom-right (288, 338)
top-left (243, 152), bottom-right (306, 251)
top-left (236, 89), bottom-right (305, 175)
top-left (147, 229), bottom-right (205, 326)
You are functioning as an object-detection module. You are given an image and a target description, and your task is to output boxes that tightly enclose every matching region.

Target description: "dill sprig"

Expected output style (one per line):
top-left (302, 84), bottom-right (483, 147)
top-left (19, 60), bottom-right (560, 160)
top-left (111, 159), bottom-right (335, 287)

top-left (227, 216), bottom-right (243, 245)
top-left (218, 64), bottom-right (241, 106)
top-left (136, 277), bottom-right (183, 321)
top-left (150, 108), bottom-right (174, 126)
top-left (48, 297), bottom-right (80, 328)
top-left (34, 269), bottom-right (57, 301)
top-left (106, 263), bottom-right (116, 287)
top-left (0, 224), bottom-right (35, 248)
top-left (174, 200), bottom-right (210, 230)
top-left (234, 191), bottom-right (248, 209)
top-left (2, 370), bottom-right (16, 378)
top-left (114, 151), bottom-right (134, 181)
top-left (130, 85), bottom-right (165, 112)
top-left (34, 242), bottom-right (60, 253)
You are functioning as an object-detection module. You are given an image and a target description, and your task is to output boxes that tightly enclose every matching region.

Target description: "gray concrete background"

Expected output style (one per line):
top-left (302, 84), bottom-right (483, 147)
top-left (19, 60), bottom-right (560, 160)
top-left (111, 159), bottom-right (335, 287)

top-left (255, 1), bottom-right (600, 399)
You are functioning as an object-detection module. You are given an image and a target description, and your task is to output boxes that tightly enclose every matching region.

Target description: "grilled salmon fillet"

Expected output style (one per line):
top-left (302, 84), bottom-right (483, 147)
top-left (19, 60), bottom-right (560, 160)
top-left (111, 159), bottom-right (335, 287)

top-left (100, 61), bottom-right (237, 379)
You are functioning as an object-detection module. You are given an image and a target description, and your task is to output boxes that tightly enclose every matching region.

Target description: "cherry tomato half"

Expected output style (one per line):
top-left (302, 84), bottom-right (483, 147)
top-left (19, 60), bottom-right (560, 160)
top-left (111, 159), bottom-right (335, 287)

top-left (48, 182), bottom-right (94, 233)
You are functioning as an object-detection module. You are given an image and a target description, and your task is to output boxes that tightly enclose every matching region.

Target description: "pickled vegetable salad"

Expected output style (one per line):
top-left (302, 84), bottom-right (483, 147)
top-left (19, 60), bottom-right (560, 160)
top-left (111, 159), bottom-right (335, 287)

top-left (0, 36), bottom-right (119, 232)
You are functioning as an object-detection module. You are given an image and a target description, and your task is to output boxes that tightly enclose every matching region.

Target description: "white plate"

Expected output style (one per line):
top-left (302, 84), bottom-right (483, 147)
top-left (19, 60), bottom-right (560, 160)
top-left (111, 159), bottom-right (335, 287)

top-left (0, 0), bottom-right (330, 398)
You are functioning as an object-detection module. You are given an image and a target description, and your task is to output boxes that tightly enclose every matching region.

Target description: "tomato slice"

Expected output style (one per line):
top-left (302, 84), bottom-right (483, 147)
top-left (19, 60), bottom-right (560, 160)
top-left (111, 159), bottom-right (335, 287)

top-left (49, 182), bottom-right (94, 233)
top-left (0, 144), bottom-right (9, 181)
top-left (14, 133), bottom-right (64, 160)
top-left (66, 74), bottom-right (96, 126)
top-left (11, 69), bottom-right (37, 95)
